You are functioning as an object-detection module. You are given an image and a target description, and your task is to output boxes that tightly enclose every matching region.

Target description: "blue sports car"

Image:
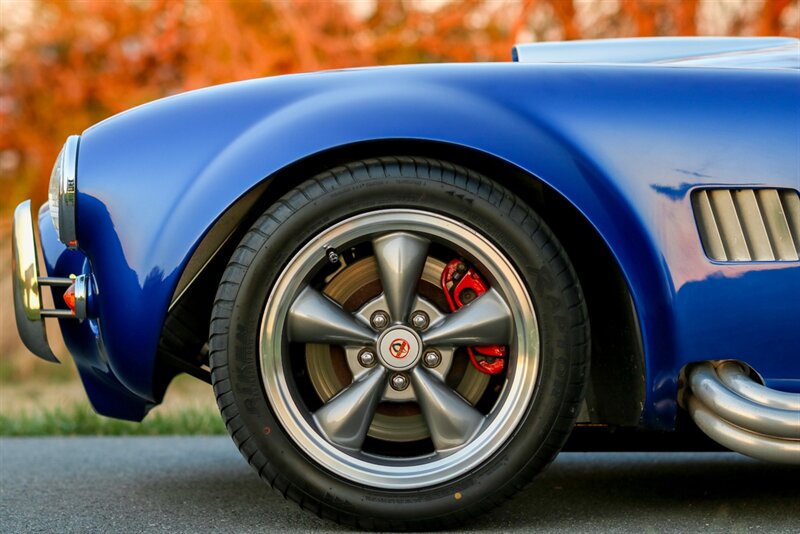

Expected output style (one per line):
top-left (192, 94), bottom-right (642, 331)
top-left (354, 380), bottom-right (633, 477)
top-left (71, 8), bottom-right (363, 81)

top-left (12, 37), bottom-right (800, 529)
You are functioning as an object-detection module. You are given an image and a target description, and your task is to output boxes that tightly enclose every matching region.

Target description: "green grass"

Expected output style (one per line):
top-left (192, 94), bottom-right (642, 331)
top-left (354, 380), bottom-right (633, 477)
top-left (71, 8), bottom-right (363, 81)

top-left (0, 404), bottom-right (226, 436)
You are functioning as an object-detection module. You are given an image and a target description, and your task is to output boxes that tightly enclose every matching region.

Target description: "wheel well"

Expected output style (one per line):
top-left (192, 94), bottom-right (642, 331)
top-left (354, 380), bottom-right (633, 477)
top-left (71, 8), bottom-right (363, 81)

top-left (155, 140), bottom-right (645, 425)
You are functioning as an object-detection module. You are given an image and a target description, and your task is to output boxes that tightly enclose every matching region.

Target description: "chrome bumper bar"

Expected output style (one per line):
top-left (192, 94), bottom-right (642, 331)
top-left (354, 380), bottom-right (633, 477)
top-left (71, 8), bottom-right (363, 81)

top-left (12, 201), bottom-right (85, 363)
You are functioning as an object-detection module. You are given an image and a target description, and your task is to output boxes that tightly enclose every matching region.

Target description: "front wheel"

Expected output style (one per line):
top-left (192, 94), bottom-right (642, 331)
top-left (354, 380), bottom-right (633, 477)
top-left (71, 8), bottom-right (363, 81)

top-left (210, 157), bottom-right (588, 530)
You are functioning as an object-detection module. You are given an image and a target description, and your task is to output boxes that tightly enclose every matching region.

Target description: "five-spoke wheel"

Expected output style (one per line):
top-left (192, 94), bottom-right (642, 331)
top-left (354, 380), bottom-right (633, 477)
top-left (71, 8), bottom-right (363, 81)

top-left (260, 210), bottom-right (539, 487)
top-left (210, 158), bottom-right (588, 529)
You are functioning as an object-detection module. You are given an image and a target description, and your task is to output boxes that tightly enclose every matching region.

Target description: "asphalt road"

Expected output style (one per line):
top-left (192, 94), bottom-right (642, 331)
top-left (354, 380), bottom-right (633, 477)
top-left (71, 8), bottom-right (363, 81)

top-left (1, 437), bottom-right (798, 533)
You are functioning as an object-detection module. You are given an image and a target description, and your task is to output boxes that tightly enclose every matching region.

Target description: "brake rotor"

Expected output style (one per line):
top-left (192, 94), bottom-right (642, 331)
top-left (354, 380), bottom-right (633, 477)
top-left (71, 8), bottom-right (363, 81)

top-left (306, 256), bottom-right (489, 443)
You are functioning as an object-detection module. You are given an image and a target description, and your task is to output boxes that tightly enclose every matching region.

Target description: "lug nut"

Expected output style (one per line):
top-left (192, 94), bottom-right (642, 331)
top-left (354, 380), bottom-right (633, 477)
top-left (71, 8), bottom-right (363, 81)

top-left (422, 350), bottom-right (441, 368)
top-left (390, 373), bottom-right (409, 391)
top-left (410, 311), bottom-right (429, 330)
top-left (370, 311), bottom-right (389, 330)
top-left (358, 350), bottom-right (376, 368)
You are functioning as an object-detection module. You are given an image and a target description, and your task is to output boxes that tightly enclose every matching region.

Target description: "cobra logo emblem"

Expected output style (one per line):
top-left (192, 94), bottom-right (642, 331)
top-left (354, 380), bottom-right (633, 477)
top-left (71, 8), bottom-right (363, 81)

top-left (389, 339), bottom-right (410, 359)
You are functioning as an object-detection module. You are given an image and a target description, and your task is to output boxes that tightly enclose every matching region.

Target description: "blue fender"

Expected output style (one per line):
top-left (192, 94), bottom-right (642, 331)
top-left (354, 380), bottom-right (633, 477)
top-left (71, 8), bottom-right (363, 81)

top-left (59, 63), bottom-right (798, 425)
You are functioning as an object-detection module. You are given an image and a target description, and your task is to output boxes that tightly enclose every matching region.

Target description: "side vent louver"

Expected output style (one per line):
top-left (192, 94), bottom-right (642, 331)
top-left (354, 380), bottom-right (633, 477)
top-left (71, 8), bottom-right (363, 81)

top-left (692, 188), bottom-right (800, 262)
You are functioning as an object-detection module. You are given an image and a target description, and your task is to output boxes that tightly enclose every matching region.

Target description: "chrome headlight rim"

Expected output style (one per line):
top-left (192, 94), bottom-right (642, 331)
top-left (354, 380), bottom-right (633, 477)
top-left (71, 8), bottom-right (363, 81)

top-left (49, 135), bottom-right (79, 248)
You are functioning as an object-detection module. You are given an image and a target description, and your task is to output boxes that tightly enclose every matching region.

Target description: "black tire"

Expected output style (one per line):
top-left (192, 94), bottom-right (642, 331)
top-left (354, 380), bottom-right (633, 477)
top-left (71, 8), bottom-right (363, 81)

top-left (209, 157), bottom-right (589, 530)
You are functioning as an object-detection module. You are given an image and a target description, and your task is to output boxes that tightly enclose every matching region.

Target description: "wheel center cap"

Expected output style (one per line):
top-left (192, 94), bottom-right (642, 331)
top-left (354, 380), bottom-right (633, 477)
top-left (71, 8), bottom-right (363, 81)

top-left (377, 326), bottom-right (422, 371)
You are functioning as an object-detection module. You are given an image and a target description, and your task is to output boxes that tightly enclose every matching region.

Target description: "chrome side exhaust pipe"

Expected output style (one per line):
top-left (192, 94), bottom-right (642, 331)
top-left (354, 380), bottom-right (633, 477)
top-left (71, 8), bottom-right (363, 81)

top-left (684, 361), bottom-right (800, 464)
top-left (716, 363), bottom-right (800, 411)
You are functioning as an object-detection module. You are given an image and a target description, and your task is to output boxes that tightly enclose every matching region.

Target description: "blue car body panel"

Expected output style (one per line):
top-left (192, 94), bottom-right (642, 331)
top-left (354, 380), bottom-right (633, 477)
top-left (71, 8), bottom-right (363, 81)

top-left (39, 50), bottom-right (799, 426)
top-left (37, 206), bottom-right (153, 420)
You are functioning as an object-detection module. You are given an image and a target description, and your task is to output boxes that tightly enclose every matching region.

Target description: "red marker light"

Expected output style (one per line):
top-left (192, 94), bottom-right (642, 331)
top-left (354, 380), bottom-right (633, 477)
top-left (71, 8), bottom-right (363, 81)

top-left (63, 284), bottom-right (77, 315)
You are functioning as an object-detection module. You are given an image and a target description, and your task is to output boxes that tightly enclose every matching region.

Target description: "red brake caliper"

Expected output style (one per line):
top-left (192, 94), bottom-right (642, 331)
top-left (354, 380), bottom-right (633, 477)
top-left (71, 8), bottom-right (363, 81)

top-left (440, 259), bottom-right (507, 375)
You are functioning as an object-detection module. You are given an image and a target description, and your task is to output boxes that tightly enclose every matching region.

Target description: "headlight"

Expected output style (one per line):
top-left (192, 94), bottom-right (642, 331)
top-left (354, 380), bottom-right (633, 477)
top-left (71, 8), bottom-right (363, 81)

top-left (48, 135), bottom-right (79, 247)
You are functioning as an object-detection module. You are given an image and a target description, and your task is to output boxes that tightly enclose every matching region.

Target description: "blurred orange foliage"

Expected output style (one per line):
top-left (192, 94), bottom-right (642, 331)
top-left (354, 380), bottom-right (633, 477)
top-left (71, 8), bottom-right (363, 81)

top-left (1, 0), bottom-right (798, 217)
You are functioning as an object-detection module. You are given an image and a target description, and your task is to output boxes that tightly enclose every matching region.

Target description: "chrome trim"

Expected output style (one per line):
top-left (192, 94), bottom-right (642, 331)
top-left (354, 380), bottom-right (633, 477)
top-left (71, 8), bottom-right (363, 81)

top-left (40, 309), bottom-right (78, 319)
top-left (39, 277), bottom-right (74, 287)
top-left (717, 361), bottom-right (800, 411)
top-left (58, 135), bottom-right (79, 247)
top-left (12, 201), bottom-right (59, 362)
top-left (512, 37), bottom-right (798, 66)
top-left (684, 361), bottom-right (800, 464)
top-left (72, 274), bottom-right (88, 319)
top-left (12, 200), bottom-right (88, 363)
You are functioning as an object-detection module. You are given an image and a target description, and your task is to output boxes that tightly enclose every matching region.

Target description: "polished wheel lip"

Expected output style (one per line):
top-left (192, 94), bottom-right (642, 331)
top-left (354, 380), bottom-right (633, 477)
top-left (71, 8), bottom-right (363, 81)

top-left (259, 209), bottom-right (539, 489)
